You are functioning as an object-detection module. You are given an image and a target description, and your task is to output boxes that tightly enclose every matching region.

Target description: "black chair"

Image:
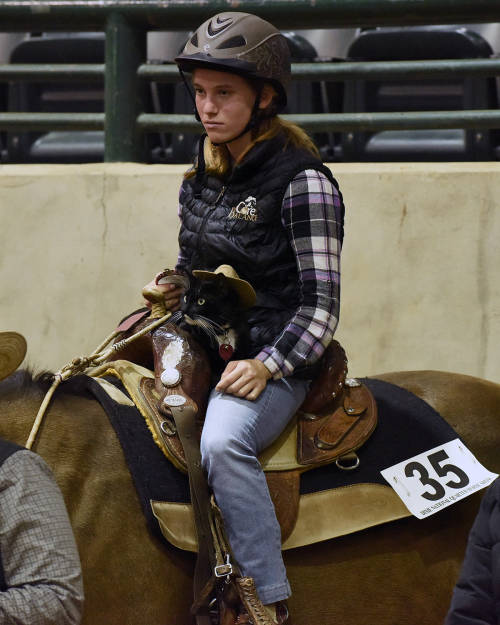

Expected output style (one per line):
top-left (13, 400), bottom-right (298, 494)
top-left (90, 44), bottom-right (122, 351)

top-left (6, 33), bottom-right (173, 163)
top-left (148, 59), bottom-right (181, 164)
top-left (7, 33), bottom-right (106, 163)
top-left (0, 81), bottom-right (7, 162)
top-left (283, 32), bottom-right (342, 160)
top-left (283, 31), bottom-right (319, 117)
top-left (341, 26), bottom-right (499, 161)
top-left (158, 70), bottom-right (199, 165)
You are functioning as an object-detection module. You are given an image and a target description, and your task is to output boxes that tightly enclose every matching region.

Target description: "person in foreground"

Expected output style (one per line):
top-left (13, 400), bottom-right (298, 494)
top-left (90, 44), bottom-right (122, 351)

top-left (147, 11), bottom-right (344, 623)
top-left (445, 477), bottom-right (500, 625)
top-left (0, 437), bottom-right (84, 624)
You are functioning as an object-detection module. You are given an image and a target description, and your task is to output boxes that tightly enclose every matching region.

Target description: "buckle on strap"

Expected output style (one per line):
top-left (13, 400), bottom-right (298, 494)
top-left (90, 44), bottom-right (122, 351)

top-left (214, 554), bottom-right (233, 578)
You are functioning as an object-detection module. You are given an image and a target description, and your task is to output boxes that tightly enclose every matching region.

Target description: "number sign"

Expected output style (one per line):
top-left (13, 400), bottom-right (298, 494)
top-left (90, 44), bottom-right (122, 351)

top-left (381, 438), bottom-right (498, 519)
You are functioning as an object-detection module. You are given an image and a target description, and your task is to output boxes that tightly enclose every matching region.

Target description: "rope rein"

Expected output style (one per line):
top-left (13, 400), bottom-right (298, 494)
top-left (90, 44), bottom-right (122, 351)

top-left (26, 310), bottom-right (172, 450)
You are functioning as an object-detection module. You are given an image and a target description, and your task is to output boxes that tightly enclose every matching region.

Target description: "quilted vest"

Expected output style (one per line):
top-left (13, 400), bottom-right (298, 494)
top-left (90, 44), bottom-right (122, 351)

top-left (178, 132), bottom-right (344, 367)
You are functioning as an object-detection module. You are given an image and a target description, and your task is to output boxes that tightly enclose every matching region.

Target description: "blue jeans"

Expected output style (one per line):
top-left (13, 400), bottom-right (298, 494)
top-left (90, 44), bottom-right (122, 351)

top-left (200, 377), bottom-right (310, 605)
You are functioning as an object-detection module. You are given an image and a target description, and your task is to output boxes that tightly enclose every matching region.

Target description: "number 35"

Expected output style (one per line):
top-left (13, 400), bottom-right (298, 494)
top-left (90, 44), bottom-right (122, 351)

top-left (404, 450), bottom-right (470, 501)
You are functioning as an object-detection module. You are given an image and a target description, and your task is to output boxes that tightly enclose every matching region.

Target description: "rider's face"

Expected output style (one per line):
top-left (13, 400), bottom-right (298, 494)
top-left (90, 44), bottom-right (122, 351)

top-left (192, 68), bottom-right (259, 160)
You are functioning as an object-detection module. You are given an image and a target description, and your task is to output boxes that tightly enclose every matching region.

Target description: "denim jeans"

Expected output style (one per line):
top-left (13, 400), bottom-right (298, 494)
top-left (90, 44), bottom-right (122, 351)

top-left (200, 377), bottom-right (310, 605)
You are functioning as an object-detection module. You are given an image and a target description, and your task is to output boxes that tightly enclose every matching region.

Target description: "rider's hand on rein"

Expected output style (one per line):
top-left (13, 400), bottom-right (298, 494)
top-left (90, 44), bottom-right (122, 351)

top-left (142, 277), bottom-right (182, 313)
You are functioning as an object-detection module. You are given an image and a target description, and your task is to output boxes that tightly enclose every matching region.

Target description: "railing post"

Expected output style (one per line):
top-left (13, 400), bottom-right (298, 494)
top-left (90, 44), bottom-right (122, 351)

top-left (105, 12), bottom-right (147, 162)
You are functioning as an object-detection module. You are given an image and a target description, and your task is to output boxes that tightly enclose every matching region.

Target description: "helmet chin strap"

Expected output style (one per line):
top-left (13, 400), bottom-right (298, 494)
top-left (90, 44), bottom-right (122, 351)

top-left (179, 68), bottom-right (202, 122)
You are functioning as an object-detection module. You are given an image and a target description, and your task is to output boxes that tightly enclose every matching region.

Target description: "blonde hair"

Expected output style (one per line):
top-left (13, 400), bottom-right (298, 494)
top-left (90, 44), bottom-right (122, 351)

top-left (185, 116), bottom-right (320, 180)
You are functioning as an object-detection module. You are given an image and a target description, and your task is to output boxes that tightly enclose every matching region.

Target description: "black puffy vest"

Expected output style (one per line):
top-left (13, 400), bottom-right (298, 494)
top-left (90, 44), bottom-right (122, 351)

top-left (178, 132), bottom-right (344, 362)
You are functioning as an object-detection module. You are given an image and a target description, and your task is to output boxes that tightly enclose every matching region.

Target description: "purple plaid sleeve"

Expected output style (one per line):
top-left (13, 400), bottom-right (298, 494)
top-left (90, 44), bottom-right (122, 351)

top-left (256, 169), bottom-right (342, 378)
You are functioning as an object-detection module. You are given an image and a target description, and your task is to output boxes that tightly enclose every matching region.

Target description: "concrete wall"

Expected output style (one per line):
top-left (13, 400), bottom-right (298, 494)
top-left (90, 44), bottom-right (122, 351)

top-left (1, 162), bottom-right (499, 382)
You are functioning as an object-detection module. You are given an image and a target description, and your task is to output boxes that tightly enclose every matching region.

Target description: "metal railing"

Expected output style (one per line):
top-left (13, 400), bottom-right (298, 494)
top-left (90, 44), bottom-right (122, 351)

top-left (0, 0), bottom-right (499, 161)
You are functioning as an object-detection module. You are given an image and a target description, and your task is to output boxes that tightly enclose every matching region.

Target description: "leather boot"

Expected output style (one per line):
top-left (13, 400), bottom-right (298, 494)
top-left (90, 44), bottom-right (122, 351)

top-left (231, 577), bottom-right (290, 625)
top-left (235, 599), bottom-right (289, 624)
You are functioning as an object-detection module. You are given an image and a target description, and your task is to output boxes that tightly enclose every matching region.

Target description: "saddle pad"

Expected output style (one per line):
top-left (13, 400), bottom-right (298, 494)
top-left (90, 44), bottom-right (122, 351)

top-left (83, 374), bottom-right (190, 543)
top-left (83, 373), bottom-right (458, 551)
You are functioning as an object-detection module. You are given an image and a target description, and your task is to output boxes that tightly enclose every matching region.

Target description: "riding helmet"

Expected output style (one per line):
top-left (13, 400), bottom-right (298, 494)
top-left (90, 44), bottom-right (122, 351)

top-left (175, 12), bottom-right (291, 111)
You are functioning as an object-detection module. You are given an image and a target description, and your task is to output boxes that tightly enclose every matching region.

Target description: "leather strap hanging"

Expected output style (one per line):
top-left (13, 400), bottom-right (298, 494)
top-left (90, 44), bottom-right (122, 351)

top-left (169, 403), bottom-right (214, 625)
top-left (142, 282), bottom-right (284, 624)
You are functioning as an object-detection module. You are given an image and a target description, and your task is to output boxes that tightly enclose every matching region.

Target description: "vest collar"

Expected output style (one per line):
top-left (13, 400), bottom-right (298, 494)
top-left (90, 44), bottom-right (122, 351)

top-left (230, 132), bottom-right (287, 185)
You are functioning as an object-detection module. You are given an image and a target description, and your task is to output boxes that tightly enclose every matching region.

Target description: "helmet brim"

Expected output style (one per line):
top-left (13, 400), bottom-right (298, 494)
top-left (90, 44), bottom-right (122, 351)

top-left (175, 53), bottom-right (287, 110)
top-left (175, 53), bottom-right (257, 77)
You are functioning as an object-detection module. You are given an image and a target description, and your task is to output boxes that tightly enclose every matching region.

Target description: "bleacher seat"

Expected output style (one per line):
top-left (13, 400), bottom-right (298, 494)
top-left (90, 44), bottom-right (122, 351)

top-left (7, 33), bottom-right (106, 163)
top-left (4, 30), bottom-right (344, 164)
top-left (6, 32), bottom-right (173, 164)
top-left (283, 31), bottom-right (343, 161)
top-left (341, 26), bottom-right (499, 161)
top-left (0, 81), bottom-right (7, 162)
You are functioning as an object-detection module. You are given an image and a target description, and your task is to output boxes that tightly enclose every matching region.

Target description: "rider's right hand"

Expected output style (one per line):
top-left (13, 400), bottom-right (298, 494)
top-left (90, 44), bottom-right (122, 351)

top-left (142, 277), bottom-right (183, 312)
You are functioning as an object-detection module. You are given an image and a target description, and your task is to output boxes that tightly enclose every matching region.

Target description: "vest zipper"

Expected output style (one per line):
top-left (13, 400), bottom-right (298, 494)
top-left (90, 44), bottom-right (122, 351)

top-left (196, 185), bottom-right (227, 263)
top-left (215, 185), bottom-right (226, 204)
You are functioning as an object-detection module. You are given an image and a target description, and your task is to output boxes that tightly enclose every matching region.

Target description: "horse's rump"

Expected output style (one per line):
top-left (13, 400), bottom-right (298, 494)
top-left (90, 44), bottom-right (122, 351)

top-left (1, 368), bottom-right (500, 625)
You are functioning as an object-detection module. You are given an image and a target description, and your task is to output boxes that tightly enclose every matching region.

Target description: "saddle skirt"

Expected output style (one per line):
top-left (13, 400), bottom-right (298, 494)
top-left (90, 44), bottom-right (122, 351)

top-left (89, 358), bottom-right (411, 552)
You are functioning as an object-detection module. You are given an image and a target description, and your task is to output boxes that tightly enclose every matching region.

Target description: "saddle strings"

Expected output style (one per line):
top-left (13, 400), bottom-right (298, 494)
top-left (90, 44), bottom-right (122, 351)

top-left (28, 309), bottom-right (233, 449)
top-left (26, 311), bottom-right (172, 450)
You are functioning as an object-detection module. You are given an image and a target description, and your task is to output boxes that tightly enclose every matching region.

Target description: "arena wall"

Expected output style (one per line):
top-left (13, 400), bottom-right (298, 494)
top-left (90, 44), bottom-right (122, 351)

top-left (1, 162), bottom-right (499, 382)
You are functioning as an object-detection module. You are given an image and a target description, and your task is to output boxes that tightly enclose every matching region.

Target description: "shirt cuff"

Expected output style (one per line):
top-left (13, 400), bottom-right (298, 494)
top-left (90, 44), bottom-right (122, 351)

top-left (255, 349), bottom-right (291, 380)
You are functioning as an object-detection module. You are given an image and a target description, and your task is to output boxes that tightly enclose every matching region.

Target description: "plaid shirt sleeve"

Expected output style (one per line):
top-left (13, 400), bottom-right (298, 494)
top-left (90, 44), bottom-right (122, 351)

top-left (255, 169), bottom-right (342, 379)
top-left (0, 450), bottom-right (84, 625)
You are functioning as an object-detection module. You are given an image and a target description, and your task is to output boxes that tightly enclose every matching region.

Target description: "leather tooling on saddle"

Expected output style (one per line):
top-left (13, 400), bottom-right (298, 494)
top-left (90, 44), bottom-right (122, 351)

top-left (139, 338), bottom-right (378, 475)
top-left (87, 311), bottom-right (458, 553)
top-left (297, 341), bottom-right (377, 469)
top-left (140, 333), bottom-right (379, 545)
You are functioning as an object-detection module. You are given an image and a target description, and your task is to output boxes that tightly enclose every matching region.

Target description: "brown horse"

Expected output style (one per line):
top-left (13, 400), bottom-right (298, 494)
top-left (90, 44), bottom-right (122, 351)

top-left (0, 367), bottom-right (499, 625)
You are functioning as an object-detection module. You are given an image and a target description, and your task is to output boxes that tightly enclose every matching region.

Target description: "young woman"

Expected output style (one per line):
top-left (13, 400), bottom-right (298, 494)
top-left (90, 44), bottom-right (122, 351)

top-left (150, 12), bottom-right (344, 624)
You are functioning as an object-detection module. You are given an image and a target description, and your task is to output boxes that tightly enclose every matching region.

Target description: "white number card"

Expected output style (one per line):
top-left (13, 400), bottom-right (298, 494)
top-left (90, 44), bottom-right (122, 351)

top-left (381, 438), bottom-right (498, 519)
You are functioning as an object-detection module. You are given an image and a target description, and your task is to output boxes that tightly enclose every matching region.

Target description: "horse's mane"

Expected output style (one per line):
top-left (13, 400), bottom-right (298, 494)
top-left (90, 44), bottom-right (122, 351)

top-left (0, 369), bottom-right (92, 399)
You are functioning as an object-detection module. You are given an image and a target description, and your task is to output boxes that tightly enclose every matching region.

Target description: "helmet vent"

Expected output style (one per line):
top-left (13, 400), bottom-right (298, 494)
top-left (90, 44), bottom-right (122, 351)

top-left (207, 16), bottom-right (233, 38)
top-left (190, 32), bottom-right (198, 47)
top-left (216, 35), bottom-right (247, 50)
